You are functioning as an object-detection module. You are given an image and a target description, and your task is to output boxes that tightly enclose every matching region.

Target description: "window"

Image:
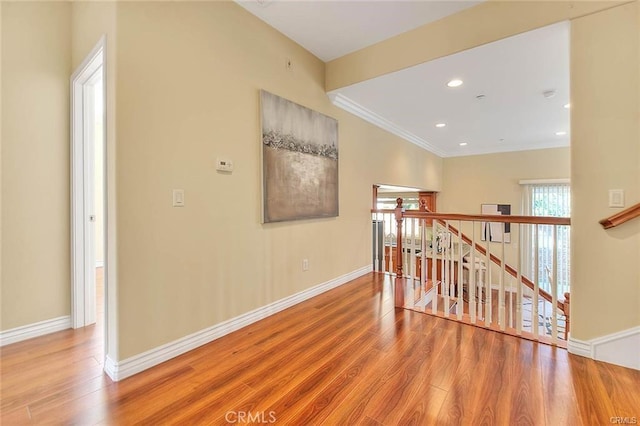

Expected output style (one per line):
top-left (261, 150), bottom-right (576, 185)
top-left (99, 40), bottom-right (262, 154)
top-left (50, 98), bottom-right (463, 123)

top-left (521, 181), bottom-right (571, 295)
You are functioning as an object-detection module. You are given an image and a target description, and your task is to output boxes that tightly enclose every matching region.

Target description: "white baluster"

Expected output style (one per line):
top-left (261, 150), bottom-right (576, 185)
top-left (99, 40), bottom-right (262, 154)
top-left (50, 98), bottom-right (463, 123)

top-left (407, 218), bottom-right (413, 280)
top-left (421, 218), bottom-right (426, 297)
top-left (432, 223), bottom-right (438, 314)
top-left (388, 212), bottom-right (394, 276)
top-left (499, 233), bottom-right (506, 330)
top-left (485, 236), bottom-right (491, 327)
top-left (551, 225), bottom-right (559, 342)
top-left (457, 221), bottom-right (463, 320)
top-left (533, 225), bottom-right (539, 337)
top-left (470, 222), bottom-right (477, 323)
top-left (374, 213), bottom-right (379, 272)
top-left (516, 224), bottom-right (523, 334)
top-left (443, 224), bottom-right (449, 317)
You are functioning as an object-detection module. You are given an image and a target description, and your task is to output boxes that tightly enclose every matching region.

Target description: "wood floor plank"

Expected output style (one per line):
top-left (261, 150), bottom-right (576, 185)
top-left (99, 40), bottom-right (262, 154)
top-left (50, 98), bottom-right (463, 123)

top-left (226, 330), bottom-right (378, 424)
top-left (569, 353), bottom-right (618, 425)
top-left (1, 272), bottom-right (639, 425)
top-left (396, 385), bottom-right (448, 426)
top-left (598, 361), bottom-right (640, 419)
top-left (369, 319), bottom-right (457, 425)
top-left (436, 347), bottom-right (489, 425)
top-left (508, 340), bottom-right (545, 426)
top-left (281, 345), bottom-right (385, 425)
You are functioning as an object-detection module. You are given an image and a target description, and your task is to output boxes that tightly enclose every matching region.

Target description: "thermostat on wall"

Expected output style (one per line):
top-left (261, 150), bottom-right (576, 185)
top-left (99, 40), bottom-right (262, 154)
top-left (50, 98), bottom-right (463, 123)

top-left (216, 158), bottom-right (233, 172)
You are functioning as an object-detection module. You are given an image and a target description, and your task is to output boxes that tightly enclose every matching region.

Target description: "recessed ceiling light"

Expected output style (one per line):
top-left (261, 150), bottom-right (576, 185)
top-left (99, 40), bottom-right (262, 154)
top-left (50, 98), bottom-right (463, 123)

top-left (555, 131), bottom-right (567, 136)
top-left (459, 142), bottom-right (468, 146)
top-left (447, 79), bottom-right (463, 88)
top-left (564, 103), bottom-right (571, 109)
top-left (435, 123), bottom-right (446, 128)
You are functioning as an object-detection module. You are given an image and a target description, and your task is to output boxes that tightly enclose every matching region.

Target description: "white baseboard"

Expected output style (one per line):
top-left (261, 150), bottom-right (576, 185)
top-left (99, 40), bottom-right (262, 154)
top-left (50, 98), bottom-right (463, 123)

top-left (567, 336), bottom-right (592, 358)
top-left (0, 316), bottom-right (71, 347)
top-left (592, 326), bottom-right (640, 370)
top-left (568, 326), bottom-right (640, 371)
top-left (104, 265), bottom-right (373, 382)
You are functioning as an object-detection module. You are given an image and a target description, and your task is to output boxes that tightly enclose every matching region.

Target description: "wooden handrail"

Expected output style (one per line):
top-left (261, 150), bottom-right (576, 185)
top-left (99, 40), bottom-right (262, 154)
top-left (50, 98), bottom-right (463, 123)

top-left (599, 202), bottom-right (640, 229)
top-left (374, 210), bottom-right (571, 226)
top-left (407, 211), bottom-right (570, 226)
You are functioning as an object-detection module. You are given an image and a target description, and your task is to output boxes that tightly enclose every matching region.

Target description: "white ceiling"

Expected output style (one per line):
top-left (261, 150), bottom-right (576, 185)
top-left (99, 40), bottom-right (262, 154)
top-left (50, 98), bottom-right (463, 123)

top-left (236, 0), bottom-right (481, 62)
top-left (237, 1), bottom-right (570, 158)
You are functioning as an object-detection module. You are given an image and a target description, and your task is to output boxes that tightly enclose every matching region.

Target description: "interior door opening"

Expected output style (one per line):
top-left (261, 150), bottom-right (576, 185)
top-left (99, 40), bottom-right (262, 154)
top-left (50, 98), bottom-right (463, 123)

top-left (71, 38), bottom-right (106, 354)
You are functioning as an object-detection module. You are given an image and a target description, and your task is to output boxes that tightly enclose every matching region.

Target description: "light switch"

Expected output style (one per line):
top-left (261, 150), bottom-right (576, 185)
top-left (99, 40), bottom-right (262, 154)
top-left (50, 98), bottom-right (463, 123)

top-left (216, 158), bottom-right (233, 172)
top-left (173, 189), bottom-right (185, 207)
top-left (608, 189), bottom-right (624, 208)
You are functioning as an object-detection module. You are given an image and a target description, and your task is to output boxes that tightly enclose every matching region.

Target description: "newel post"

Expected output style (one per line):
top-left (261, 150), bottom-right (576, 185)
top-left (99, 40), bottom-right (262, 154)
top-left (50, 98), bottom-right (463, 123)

top-left (563, 292), bottom-right (571, 339)
top-left (394, 198), bottom-right (404, 278)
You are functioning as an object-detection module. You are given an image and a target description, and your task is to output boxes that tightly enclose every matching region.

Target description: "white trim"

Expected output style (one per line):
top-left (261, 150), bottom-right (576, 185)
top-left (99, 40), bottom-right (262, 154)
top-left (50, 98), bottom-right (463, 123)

top-left (96, 260), bottom-right (105, 268)
top-left (327, 92), bottom-right (569, 158)
top-left (567, 336), bottom-right (592, 358)
top-left (104, 355), bottom-right (118, 380)
top-left (327, 92), bottom-right (447, 157)
top-left (591, 326), bottom-right (640, 370)
top-left (444, 141), bottom-right (569, 158)
top-left (567, 326), bottom-right (640, 371)
top-left (519, 178), bottom-right (570, 185)
top-left (103, 265), bottom-right (372, 381)
top-left (71, 36), bottom-right (106, 330)
top-left (0, 316), bottom-right (71, 347)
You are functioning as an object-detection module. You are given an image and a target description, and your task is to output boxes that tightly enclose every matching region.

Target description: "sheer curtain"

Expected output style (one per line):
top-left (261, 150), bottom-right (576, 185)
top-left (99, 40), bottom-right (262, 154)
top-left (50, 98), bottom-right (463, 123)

top-left (521, 182), bottom-right (571, 295)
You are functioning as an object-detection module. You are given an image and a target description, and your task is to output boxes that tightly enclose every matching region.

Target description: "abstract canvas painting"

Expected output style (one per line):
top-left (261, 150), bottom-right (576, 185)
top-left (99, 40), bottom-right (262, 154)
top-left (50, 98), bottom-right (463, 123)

top-left (261, 90), bottom-right (339, 223)
top-left (481, 204), bottom-right (511, 243)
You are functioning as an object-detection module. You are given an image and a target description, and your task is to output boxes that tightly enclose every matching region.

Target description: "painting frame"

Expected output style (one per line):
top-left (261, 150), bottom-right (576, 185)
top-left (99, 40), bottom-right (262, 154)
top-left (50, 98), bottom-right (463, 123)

top-left (260, 90), bottom-right (339, 223)
top-left (481, 203), bottom-right (511, 243)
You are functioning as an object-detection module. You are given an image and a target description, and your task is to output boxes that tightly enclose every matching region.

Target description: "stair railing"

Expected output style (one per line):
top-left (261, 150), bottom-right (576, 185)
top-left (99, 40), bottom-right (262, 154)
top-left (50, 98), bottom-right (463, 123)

top-left (372, 198), bottom-right (571, 346)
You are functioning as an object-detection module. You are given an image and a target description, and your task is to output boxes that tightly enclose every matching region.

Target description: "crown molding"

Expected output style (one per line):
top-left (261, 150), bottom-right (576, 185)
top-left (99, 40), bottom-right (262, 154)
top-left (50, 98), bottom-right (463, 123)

top-left (328, 92), bottom-right (569, 158)
top-left (328, 92), bottom-right (447, 158)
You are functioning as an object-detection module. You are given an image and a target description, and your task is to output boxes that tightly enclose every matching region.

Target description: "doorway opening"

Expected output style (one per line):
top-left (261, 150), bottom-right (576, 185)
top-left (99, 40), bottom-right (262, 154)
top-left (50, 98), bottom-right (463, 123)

top-left (70, 37), bottom-right (106, 351)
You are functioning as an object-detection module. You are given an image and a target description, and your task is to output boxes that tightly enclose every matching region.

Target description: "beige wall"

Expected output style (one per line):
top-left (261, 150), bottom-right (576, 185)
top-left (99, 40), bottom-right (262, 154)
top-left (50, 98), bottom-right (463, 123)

top-left (326, 1), bottom-right (625, 91)
top-left (112, 2), bottom-right (441, 359)
top-left (439, 148), bottom-right (570, 215)
top-left (571, 1), bottom-right (640, 340)
top-left (438, 147), bottom-right (570, 275)
top-left (1, 2), bottom-right (71, 330)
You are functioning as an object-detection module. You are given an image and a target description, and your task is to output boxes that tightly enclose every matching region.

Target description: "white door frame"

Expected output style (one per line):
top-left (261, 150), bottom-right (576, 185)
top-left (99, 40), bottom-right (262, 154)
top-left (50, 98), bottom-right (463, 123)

top-left (71, 37), bottom-right (106, 329)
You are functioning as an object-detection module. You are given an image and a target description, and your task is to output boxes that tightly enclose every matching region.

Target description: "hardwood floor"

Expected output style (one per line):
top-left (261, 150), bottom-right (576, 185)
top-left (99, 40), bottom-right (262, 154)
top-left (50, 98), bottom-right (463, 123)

top-left (1, 272), bottom-right (639, 425)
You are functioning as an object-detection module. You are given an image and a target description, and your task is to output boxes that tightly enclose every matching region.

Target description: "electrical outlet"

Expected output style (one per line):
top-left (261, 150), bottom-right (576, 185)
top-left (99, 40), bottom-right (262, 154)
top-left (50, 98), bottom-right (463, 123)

top-left (302, 259), bottom-right (309, 271)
